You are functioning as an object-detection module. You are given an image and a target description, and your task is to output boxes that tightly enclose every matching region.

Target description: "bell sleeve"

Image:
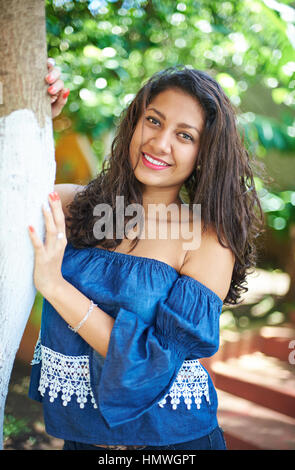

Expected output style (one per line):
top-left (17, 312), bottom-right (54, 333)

top-left (95, 274), bottom-right (223, 428)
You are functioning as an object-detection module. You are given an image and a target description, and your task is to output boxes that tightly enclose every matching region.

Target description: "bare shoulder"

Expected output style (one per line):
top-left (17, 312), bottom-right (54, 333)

top-left (179, 223), bottom-right (235, 302)
top-left (54, 183), bottom-right (85, 218)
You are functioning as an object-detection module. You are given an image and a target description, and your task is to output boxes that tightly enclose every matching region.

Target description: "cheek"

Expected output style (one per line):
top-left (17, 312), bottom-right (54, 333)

top-left (179, 147), bottom-right (199, 173)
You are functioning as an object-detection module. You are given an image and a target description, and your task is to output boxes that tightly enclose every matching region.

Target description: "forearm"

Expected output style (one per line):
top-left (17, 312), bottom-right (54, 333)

top-left (44, 278), bottom-right (115, 357)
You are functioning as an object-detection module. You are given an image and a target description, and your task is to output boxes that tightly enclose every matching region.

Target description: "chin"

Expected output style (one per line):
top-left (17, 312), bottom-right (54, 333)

top-left (134, 172), bottom-right (164, 187)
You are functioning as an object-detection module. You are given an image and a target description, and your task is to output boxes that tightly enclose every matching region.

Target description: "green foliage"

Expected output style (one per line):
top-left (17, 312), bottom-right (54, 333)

top-left (3, 415), bottom-right (29, 441)
top-left (259, 187), bottom-right (295, 237)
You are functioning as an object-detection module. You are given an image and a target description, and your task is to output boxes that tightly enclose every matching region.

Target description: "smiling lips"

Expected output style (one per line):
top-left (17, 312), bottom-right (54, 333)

top-left (142, 152), bottom-right (171, 170)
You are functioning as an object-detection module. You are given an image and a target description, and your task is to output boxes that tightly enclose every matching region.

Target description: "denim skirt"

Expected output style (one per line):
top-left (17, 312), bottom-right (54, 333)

top-left (63, 426), bottom-right (227, 451)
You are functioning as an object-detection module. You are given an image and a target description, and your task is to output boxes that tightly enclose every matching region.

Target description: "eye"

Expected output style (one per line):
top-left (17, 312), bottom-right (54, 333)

top-left (145, 116), bottom-right (160, 126)
top-left (179, 132), bottom-right (194, 142)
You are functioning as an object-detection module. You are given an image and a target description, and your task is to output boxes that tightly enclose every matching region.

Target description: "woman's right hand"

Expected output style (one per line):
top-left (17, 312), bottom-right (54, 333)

top-left (45, 58), bottom-right (70, 119)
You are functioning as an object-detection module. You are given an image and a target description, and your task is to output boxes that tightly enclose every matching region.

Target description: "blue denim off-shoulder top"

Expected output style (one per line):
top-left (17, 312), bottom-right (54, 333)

top-left (29, 242), bottom-right (223, 446)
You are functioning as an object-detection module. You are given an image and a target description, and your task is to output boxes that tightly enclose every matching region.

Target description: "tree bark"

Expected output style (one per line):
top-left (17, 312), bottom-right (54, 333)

top-left (0, 0), bottom-right (56, 448)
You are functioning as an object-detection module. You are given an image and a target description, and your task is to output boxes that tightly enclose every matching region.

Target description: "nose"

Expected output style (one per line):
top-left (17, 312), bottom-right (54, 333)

top-left (150, 128), bottom-right (171, 155)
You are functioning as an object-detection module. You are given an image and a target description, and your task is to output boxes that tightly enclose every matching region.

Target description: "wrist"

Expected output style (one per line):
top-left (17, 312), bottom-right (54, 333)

top-left (41, 275), bottom-right (67, 301)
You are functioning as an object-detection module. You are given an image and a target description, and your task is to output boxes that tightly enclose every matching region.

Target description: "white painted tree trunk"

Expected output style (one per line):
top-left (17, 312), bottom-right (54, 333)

top-left (0, 1), bottom-right (55, 449)
top-left (0, 112), bottom-right (56, 449)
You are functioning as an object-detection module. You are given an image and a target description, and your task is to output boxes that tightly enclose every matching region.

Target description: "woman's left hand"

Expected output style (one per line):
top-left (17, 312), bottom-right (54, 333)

top-left (46, 58), bottom-right (70, 119)
top-left (28, 191), bottom-right (67, 298)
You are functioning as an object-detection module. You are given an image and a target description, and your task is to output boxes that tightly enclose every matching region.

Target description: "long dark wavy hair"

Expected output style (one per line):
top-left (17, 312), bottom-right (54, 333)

top-left (66, 66), bottom-right (266, 306)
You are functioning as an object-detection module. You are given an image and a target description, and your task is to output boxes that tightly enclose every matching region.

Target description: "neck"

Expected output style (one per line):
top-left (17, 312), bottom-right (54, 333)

top-left (140, 185), bottom-right (182, 210)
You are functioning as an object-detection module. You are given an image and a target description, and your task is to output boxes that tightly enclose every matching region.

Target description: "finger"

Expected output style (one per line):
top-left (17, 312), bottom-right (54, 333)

top-left (52, 88), bottom-right (69, 102)
top-left (62, 88), bottom-right (70, 100)
top-left (28, 225), bottom-right (45, 253)
top-left (42, 203), bottom-right (58, 248)
top-left (51, 89), bottom-right (70, 116)
top-left (45, 67), bottom-right (61, 85)
top-left (47, 58), bottom-right (56, 71)
top-left (48, 192), bottom-right (66, 236)
top-left (47, 79), bottom-right (65, 96)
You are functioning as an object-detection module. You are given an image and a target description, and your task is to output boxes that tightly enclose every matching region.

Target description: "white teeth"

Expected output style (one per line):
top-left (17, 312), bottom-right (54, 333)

top-left (143, 153), bottom-right (169, 166)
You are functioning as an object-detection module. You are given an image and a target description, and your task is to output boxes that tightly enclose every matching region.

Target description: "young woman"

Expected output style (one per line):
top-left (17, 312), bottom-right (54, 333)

top-left (28, 60), bottom-right (264, 450)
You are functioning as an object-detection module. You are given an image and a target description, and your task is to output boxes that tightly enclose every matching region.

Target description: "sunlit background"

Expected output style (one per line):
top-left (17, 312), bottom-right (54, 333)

top-left (4, 0), bottom-right (295, 450)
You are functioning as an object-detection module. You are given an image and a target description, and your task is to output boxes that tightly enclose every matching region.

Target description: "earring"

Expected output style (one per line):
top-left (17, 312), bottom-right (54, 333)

top-left (196, 165), bottom-right (201, 171)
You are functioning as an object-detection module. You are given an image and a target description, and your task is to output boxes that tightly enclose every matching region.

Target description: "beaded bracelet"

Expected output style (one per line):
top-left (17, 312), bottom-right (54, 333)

top-left (68, 300), bottom-right (97, 333)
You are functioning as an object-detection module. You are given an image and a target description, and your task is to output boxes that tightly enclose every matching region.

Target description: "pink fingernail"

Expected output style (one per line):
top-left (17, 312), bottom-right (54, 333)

top-left (46, 74), bottom-right (54, 84)
top-left (63, 89), bottom-right (70, 99)
top-left (48, 85), bottom-right (56, 93)
top-left (49, 191), bottom-right (60, 201)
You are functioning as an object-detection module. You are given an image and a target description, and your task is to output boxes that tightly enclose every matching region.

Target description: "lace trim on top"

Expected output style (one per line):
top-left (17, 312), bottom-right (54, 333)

top-left (31, 338), bottom-right (97, 409)
top-left (31, 338), bottom-right (210, 411)
top-left (158, 359), bottom-right (210, 410)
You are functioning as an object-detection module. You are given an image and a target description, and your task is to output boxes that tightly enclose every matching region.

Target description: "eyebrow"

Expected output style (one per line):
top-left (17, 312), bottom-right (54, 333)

top-left (146, 107), bottom-right (201, 136)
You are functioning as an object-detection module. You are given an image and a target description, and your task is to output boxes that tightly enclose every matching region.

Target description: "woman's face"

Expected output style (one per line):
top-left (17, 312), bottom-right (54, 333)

top-left (129, 87), bottom-right (205, 194)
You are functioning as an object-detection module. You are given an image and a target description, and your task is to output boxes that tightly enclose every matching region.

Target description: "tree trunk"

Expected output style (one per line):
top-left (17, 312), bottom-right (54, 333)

top-left (0, 0), bottom-right (56, 449)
